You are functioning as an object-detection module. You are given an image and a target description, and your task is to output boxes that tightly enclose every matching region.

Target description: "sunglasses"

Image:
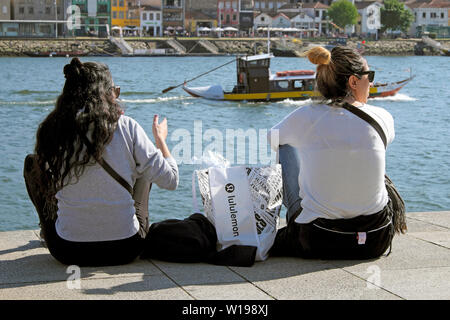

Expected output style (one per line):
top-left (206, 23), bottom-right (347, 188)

top-left (356, 70), bottom-right (375, 82)
top-left (111, 85), bottom-right (120, 98)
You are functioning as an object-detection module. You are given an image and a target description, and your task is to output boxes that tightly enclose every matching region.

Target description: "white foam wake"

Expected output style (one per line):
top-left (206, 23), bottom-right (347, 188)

top-left (120, 96), bottom-right (192, 104)
top-left (277, 98), bottom-right (314, 107)
top-left (370, 93), bottom-right (417, 102)
top-left (0, 100), bottom-right (55, 106)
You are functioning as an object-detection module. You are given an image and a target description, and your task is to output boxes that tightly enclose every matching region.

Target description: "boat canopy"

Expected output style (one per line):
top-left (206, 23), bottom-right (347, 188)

top-left (240, 53), bottom-right (274, 62)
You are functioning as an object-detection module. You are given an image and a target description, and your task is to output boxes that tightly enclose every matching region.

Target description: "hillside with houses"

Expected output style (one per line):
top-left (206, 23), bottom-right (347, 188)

top-left (0, 0), bottom-right (448, 39)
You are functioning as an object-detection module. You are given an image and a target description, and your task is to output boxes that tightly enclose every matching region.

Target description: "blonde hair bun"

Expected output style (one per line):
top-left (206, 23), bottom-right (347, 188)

top-left (306, 46), bottom-right (331, 65)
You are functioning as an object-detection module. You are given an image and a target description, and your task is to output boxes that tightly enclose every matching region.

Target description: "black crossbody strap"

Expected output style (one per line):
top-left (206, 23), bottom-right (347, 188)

top-left (97, 157), bottom-right (133, 195)
top-left (81, 135), bottom-right (133, 195)
top-left (341, 102), bottom-right (387, 149)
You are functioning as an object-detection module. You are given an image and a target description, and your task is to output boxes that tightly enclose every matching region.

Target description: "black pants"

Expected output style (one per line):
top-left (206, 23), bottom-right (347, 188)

top-left (24, 154), bottom-right (150, 267)
top-left (270, 201), bottom-right (395, 260)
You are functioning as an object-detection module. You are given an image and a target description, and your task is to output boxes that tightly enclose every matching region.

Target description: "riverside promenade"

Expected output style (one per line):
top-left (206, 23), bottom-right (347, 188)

top-left (0, 211), bottom-right (449, 300)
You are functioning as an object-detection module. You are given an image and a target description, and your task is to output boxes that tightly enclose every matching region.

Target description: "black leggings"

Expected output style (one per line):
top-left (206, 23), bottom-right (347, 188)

top-left (24, 154), bottom-right (151, 267)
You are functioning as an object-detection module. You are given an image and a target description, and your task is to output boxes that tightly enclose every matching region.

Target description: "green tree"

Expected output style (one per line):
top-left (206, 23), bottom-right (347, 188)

top-left (327, 0), bottom-right (359, 29)
top-left (381, 0), bottom-right (414, 33)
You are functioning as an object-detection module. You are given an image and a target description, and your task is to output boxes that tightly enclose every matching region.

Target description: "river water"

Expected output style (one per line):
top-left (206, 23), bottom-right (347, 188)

top-left (0, 55), bottom-right (449, 231)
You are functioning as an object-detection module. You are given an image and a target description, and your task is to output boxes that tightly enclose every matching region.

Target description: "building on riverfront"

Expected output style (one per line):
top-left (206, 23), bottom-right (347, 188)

top-left (70, 0), bottom-right (111, 37)
top-left (1, 0), bottom-right (65, 37)
top-left (140, 4), bottom-right (162, 36)
top-left (162, 0), bottom-right (184, 35)
top-left (405, 0), bottom-right (450, 37)
top-left (111, 0), bottom-right (140, 35)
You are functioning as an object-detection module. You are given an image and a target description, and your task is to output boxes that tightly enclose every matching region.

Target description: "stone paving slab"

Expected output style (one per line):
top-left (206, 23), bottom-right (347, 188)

top-left (0, 211), bottom-right (448, 300)
top-left (350, 267), bottom-right (450, 300)
top-left (0, 274), bottom-right (192, 300)
top-left (151, 260), bottom-right (273, 300)
top-left (407, 211), bottom-right (450, 229)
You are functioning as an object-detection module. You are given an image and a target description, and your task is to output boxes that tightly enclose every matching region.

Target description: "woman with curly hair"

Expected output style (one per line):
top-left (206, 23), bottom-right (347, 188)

top-left (24, 58), bottom-right (178, 266)
top-left (268, 46), bottom-right (406, 259)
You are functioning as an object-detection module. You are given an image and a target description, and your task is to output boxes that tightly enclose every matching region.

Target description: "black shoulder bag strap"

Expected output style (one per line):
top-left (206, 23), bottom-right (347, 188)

top-left (341, 102), bottom-right (387, 149)
top-left (81, 135), bottom-right (133, 195)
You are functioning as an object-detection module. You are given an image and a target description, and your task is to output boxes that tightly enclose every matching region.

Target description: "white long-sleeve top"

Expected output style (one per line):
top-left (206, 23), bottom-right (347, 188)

top-left (55, 115), bottom-right (179, 242)
top-left (268, 103), bottom-right (395, 224)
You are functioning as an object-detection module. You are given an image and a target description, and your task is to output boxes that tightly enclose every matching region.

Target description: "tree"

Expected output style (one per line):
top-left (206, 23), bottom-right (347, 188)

top-left (327, 0), bottom-right (359, 29)
top-left (380, 0), bottom-right (414, 34)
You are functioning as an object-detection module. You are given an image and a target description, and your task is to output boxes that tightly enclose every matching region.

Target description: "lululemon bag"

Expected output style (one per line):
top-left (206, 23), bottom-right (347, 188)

top-left (193, 163), bottom-right (283, 261)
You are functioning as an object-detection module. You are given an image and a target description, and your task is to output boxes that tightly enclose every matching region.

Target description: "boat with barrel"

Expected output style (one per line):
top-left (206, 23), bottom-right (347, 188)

top-left (182, 53), bottom-right (414, 102)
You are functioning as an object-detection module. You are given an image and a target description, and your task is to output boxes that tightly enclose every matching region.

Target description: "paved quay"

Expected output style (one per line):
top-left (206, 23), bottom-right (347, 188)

top-left (0, 211), bottom-right (449, 300)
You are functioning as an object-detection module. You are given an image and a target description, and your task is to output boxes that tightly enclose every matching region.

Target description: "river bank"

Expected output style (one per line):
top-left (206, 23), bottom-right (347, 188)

top-left (0, 37), bottom-right (448, 57)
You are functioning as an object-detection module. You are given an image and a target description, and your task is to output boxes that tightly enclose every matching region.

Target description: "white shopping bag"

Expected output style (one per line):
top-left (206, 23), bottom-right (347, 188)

top-left (193, 160), bottom-right (283, 261)
top-left (209, 166), bottom-right (259, 252)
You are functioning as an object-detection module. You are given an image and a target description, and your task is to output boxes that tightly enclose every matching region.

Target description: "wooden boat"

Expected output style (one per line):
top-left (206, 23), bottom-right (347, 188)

top-left (183, 53), bottom-right (414, 102)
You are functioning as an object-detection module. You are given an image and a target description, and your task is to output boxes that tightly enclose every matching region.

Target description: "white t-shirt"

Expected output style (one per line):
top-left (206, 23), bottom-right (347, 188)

top-left (268, 103), bottom-right (395, 224)
top-left (55, 115), bottom-right (179, 242)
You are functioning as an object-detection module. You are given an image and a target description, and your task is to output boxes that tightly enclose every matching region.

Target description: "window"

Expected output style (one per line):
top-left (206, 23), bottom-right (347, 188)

top-left (269, 2), bottom-right (273, 9)
top-left (142, 13), bottom-right (147, 20)
top-left (45, 7), bottom-right (50, 14)
top-left (119, 0), bottom-right (124, 7)
top-left (113, 0), bottom-right (117, 6)
top-left (431, 12), bottom-right (436, 18)
top-left (233, 14), bottom-right (236, 21)
top-left (261, 17), bottom-right (265, 22)
top-left (441, 12), bottom-right (444, 19)
top-left (2, 5), bottom-right (7, 14)
top-left (219, 1), bottom-right (223, 9)
top-left (119, 11), bottom-right (124, 19)
top-left (423, 12), bottom-right (426, 18)
top-left (113, 11), bottom-right (117, 18)
top-left (28, 7), bottom-right (34, 14)
top-left (316, 10), bottom-right (320, 18)
top-left (276, 81), bottom-right (289, 89)
top-left (226, 1), bottom-right (231, 9)
top-left (157, 13), bottom-right (160, 20)
top-left (98, 4), bottom-right (108, 13)
top-left (19, 7), bottom-right (25, 14)
top-left (261, 2), bottom-right (265, 9)
top-left (255, 2), bottom-right (260, 9)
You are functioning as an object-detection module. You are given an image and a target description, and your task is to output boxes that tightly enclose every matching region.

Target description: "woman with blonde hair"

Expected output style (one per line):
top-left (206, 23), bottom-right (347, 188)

top-left (268, 46), bottom-right (405, 259)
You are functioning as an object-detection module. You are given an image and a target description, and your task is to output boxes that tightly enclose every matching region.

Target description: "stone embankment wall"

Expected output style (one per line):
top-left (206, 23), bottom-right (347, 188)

top-left (0, 39), bottom-right (120, 57)
top-left (0, 38), bottom-right (448, 57)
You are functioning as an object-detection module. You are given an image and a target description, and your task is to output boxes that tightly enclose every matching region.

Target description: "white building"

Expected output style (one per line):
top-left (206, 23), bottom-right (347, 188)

top-left (289, 2), bottom-right (329, 36)
top-left (271, 12), bottom-right (291, 28)
top-left (254, 12), bottom-right (273, 28)
top-left (405, 0), bottom-right (450, 36)
top-left (141, 5), bottom-right (162, 36)
top-left (356, 1), bottom-right (382, 35)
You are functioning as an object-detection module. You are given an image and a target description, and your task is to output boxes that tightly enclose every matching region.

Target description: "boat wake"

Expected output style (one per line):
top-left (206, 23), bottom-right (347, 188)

top-left (0, 100), bottom-right (55, 106)
top-left (120, 96), bottom-right (192, 104)
top-left (277, 98), bottom-right (314, 106)
top-left (370, 93), bottom-right (417, 102)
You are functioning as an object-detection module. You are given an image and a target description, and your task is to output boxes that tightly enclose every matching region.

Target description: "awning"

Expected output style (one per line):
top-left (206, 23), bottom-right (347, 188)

top-left (224, 27), bottom-right (238, 31)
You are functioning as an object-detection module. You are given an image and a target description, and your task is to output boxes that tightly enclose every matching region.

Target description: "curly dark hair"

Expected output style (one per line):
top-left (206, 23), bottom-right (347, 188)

top-left (35, 57), bottom-right (123, 201)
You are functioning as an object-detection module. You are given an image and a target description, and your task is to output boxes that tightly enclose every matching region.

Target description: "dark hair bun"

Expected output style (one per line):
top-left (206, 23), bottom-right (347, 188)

top-left (63, 57), bottom-right (83, 81)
